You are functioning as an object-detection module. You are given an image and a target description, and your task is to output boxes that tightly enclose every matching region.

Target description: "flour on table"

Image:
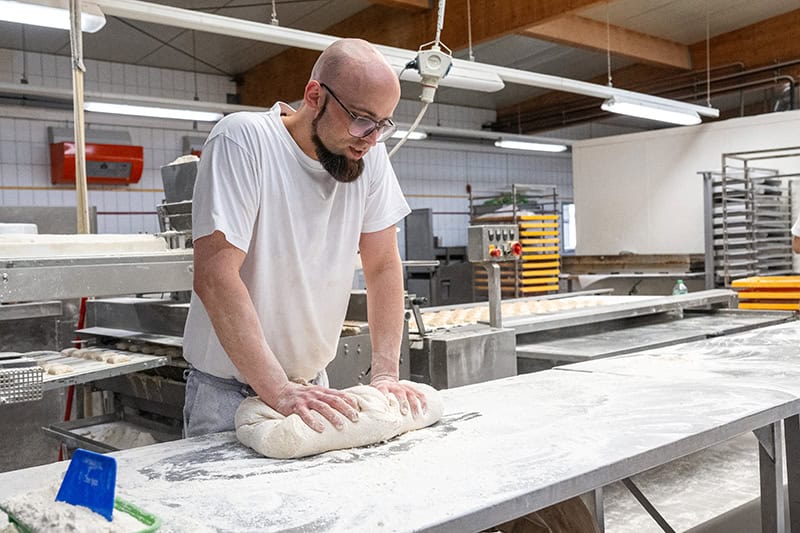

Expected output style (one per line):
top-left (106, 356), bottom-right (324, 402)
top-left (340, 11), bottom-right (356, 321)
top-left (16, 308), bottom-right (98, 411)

top-left (235, 381), bottom-right (444, 459)
top-left (0, 484), bottom-right (144, 533)
top-left (81, 423), bottom-right (158, 449)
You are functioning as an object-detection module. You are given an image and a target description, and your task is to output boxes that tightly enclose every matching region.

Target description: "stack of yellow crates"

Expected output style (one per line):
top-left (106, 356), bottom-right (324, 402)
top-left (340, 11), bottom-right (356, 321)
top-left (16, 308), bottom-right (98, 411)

top-left (518, 214), bottom-right (560, 295)
top-left (731, 276), bottom-right (800, 310)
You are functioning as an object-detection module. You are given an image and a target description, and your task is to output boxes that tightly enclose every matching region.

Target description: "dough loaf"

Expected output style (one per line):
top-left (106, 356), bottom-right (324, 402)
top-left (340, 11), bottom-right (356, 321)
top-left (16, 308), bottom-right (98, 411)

top-left (44, 364), bottom-right (74, 375)
top-left (235, 381), bottom-right (443, 459)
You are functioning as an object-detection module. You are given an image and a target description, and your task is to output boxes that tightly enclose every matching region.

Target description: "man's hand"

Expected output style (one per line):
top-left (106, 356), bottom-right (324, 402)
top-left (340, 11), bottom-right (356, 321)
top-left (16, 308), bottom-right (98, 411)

top-left (269, 382), bottom-right (359, 433)
top-left (371, 374), bottom-right (427, 417)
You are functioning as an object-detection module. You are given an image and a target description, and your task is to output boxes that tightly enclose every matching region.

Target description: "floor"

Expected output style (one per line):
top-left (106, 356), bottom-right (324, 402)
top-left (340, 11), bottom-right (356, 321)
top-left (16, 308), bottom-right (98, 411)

top-left (604, 432), bottom-right (766, 533)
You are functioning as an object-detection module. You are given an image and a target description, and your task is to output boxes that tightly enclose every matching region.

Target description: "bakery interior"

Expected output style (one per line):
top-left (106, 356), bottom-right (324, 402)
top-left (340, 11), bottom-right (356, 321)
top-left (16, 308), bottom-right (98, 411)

top-left (2, 0), bottom-right (800, 531)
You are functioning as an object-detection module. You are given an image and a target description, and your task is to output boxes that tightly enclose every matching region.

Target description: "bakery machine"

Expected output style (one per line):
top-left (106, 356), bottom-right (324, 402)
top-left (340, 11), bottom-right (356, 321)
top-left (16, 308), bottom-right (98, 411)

top-left (407, 228), bottom-right (796, 389)
top-left (404, 208), bottom-right (473, 307)
top-left (408, 225), bottom-right (522, 388)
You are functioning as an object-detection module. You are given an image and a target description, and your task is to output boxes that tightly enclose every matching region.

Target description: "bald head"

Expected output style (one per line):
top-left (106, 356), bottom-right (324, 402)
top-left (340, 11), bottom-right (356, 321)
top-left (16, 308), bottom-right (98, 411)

top-left (310, 38), bottom-right (399, 95)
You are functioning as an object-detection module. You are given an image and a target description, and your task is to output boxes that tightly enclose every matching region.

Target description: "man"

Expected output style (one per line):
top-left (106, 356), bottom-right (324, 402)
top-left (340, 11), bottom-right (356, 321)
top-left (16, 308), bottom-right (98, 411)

top-left (182, 38), bottom-right (425, 437)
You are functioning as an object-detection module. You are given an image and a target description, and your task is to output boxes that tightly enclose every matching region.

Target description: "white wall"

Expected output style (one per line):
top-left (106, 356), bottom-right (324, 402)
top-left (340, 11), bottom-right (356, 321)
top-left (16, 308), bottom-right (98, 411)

top-left (572, 109), bottom-right (800, 255)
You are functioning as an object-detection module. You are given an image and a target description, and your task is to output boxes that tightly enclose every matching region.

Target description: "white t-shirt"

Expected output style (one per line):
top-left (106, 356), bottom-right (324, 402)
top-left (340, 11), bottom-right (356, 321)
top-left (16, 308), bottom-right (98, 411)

top-left (184, 102), bottom-right (410, 383)
top-left (793, 216), bottom-right (800, 237)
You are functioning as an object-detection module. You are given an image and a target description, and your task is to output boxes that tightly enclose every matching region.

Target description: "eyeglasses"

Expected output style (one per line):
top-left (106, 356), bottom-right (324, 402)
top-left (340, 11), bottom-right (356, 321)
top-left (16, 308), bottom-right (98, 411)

top-left (319, 82), bottom-right (397, 143)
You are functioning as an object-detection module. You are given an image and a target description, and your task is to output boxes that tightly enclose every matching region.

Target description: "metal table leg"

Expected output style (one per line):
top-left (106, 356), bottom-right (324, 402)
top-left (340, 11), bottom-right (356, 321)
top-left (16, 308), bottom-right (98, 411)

top-left (785, 415), bottom-right (800, 533)
top-left (755, 422), bottom-right (785, 533)
top-left (593, 488), bottom-right (605, 533)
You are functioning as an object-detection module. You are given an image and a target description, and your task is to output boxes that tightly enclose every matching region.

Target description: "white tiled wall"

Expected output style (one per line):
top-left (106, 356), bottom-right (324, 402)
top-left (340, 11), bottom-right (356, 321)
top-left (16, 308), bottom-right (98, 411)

top-left (0, 48), bottom-right (574, 245)
top-left (0, 48), bottom-right (232, 234)
top-left (0, 48), bottom-right (233, 102)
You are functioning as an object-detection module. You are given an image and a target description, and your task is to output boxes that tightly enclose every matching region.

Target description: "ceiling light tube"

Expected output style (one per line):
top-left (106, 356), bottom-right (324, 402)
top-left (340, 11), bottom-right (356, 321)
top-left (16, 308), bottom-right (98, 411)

top-left (601, 95), bottom-right (701, 126)
top-left (494, 139), bottom-right (568, 153)
top-left (84, 101), bottom-right (224, 122)
top-left (0, 0), bottom-right (106, 32)
top-left (391, 129), bottom-right (427, 141)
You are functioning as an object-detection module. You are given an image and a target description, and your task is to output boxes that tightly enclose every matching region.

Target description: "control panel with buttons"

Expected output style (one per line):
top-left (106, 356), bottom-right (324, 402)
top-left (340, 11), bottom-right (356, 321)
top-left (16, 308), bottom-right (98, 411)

top-left (467, 225), bottom-right (523, 263)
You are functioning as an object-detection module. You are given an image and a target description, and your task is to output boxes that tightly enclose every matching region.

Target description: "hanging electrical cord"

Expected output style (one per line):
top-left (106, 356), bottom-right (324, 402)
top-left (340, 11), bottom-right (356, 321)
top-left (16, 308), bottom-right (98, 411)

top-left (389, 102), bottom-right (429, 157)
top-left (389, 0), bottom-right (451, 158)
top-left (706, 0), bottom-right (711, 107)
top-left (605, 1), bottom-right (613, 87)
top-left (192, 30), bottom-right (200, 130)
top-left (466, 0), bottom-right (475, 62)
top-left (69, 0), bottom-right (91, 235)
top-left (433, 0), bottom-right (445, 48)
top-left (270, 0), bottom-right (279, 25)
top-left (20, 26), bottom-right (28, 84)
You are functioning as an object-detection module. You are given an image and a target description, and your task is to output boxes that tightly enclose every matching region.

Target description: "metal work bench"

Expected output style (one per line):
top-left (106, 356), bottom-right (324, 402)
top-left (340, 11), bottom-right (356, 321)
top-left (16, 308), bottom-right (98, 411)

top-left (1, 352), bottom-right (799, 532)
top-left (516, 309), bottom-right (794, 366)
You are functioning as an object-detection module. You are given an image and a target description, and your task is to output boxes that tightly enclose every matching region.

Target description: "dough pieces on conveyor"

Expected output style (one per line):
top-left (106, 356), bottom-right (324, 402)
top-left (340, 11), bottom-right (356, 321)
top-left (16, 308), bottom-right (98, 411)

top-left (44, 364), bottom-right (74, 375)
top-left (235, 381), bottom-right (444, 459)
top-left (411, 297), bottom-right (610, 331)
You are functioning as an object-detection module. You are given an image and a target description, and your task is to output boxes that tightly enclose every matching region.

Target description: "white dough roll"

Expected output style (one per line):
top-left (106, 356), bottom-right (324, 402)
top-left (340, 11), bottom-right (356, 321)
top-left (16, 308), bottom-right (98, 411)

top-left (235, 381), bottom-right (443, 459)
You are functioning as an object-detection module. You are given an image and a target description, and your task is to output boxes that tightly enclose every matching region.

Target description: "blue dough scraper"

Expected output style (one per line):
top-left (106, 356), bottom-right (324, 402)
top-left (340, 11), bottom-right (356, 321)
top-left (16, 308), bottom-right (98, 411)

top-left (55, 448), bottom-right (117, 521)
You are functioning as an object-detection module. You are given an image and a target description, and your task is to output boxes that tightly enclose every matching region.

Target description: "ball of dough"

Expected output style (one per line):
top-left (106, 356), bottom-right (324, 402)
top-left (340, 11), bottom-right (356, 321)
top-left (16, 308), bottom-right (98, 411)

top-left (236, 381), bottom-right (444, 459)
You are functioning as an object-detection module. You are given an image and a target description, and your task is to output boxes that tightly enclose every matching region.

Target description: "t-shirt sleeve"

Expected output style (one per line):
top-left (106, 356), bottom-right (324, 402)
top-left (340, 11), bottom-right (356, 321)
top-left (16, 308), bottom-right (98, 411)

top-left (793, 215), bottom-right (800, 237)
top-left (361, 145), bottom-right (411, 234)
top-left (192, 130), bottom-right (260, 253)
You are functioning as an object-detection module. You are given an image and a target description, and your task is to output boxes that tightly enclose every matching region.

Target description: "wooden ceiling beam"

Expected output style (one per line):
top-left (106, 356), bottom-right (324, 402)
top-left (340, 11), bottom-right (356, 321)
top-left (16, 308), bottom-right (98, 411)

top-left (497, 8), bottom-right (800, 133)
top-left (240, 0), bottom-right (607, 106)
top-left (523, 14), bottom-right (691, 70)
top-left (688, 7), bottom-right (800, 69)
top-left (368, 0), bottom-right (431, 11)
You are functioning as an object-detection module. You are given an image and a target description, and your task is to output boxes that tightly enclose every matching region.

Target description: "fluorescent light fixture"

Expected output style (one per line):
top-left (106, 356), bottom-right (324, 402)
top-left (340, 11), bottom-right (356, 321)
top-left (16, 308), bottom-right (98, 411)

top-left (391, 129), bottom-right (427, 141)
top-left (0, 0), bottom-right (106, 32)
top-left (494, 139), bottom-right (568, 153)
top-left (85, 101), bottom-right (224, 122)
top-left (601, 95), bottom-right (702, 126)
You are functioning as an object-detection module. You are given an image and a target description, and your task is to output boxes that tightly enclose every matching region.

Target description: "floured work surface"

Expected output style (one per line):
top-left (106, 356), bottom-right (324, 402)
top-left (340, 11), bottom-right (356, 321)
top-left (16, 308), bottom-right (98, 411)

top-left (0, 367), bottom-right (796, 532)
top-left (562, 320), bottom-right (800, 396)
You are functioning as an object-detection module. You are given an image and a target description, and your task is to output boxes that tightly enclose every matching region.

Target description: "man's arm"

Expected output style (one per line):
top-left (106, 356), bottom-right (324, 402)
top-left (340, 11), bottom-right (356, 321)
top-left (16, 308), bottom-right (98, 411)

top-left (359, 226), bottom-right (427, 416)
top-left (193, 231), bottom-right (358, 432)
top-left (793, 235), bottom-right (800, 254)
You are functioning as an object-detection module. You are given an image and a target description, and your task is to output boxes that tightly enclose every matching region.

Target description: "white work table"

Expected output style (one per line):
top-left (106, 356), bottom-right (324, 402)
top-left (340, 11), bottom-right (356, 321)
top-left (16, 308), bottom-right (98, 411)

top-left (1, 360), bottom-right (799, 532)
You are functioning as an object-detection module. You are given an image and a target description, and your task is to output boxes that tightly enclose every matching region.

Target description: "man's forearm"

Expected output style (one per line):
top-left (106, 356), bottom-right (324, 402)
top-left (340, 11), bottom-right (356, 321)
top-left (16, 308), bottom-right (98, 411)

top-left (365, 258), bottom-right (405, 380)
top-left (197, 274), bottom-right (289, 404)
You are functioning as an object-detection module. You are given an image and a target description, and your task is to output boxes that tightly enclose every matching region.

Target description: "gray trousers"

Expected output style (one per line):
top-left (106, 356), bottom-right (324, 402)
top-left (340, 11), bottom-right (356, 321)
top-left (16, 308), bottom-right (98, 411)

top-left (183, 367), bottom-right (329, 437)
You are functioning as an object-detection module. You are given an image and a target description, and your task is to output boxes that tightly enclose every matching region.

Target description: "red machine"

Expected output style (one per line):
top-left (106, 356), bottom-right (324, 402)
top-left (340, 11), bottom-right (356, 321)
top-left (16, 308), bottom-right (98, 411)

top-left (50, 142), bottom-right (144, 185)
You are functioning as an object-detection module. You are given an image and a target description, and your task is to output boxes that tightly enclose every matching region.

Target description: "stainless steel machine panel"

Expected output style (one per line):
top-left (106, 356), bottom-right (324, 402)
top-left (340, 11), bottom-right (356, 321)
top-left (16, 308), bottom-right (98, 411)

top-left (468, 225), bottom-right (519, 262)
top-left (329, 329), bottom-right (410, 389)
top-left (413, 326), bottom-right (516, 389)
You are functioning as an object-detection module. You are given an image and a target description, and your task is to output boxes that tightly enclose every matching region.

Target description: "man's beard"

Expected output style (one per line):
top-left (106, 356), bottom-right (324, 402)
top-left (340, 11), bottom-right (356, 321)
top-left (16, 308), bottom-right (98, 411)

top-left (312, 102), bottom-right (365, 183)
